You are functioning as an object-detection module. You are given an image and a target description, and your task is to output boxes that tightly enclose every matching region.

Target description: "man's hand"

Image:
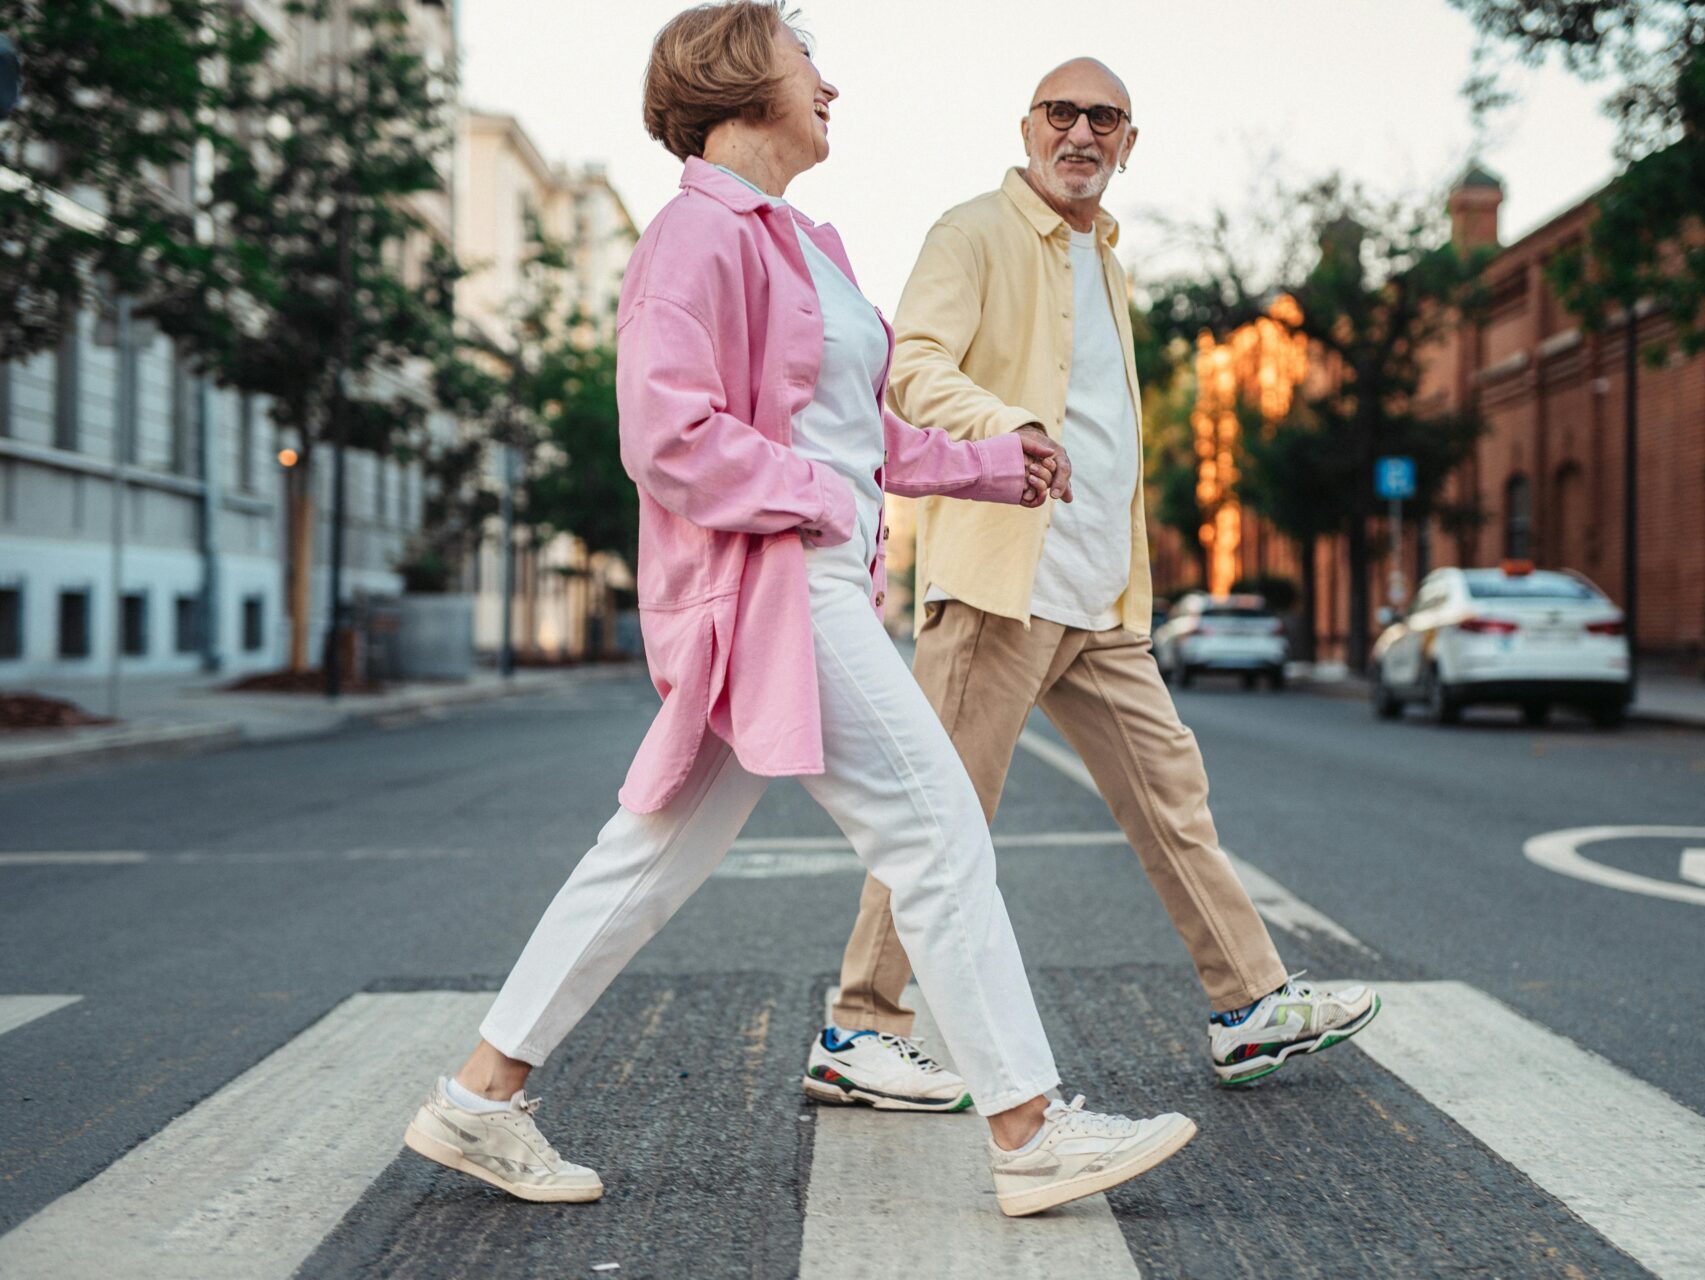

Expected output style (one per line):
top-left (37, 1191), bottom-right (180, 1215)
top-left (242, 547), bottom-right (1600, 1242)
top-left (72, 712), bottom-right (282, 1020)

top-left (1015, 424), bottom-right (1073, 507)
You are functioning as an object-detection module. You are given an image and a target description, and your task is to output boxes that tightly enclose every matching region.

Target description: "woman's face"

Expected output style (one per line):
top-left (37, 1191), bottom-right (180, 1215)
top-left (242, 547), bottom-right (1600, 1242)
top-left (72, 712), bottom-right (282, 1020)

top-left (768, 22), bottom-right (838, 171)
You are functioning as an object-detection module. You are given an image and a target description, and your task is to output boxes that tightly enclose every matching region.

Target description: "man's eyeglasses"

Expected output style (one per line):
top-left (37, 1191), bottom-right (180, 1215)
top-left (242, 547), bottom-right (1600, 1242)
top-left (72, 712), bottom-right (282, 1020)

top-left (1031, 99), bottom-right (1132, 137)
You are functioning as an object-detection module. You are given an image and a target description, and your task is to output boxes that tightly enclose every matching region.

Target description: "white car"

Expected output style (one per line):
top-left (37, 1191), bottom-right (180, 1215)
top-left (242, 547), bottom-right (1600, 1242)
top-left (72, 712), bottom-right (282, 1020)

top-left (1155, 593), bottom-right (1289, 690)
top-left (1371, 564), bottom-right (1631, 726)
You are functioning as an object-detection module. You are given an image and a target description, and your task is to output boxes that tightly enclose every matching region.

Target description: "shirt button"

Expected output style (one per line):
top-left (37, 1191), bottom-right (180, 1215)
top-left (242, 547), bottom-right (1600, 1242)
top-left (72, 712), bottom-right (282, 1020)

top-left (874, 591), bottom-right (886, 606)
top-left (883, 525), bottom-right (890, 540)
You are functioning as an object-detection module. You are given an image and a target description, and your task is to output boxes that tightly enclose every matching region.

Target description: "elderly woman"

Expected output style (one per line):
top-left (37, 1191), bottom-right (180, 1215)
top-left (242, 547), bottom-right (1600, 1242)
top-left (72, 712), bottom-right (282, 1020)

top-left (403, 0), bottom-right (1194, 1218)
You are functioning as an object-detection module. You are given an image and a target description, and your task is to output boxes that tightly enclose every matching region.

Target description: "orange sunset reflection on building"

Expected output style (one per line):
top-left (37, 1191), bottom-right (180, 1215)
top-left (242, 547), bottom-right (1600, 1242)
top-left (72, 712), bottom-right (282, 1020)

top-left (1191, 296), bottom-right (1309, 596)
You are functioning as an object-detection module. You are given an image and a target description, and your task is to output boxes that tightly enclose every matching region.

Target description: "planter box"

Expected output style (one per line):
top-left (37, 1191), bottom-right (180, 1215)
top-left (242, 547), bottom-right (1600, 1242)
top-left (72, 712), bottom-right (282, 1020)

top-left (396, 594), bottom-right (475, 680)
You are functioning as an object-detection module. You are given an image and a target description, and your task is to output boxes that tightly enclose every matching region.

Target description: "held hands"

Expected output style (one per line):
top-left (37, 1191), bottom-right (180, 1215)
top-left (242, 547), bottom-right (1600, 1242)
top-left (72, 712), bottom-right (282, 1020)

top-left (1016, 424), bottom-right (1073, 507)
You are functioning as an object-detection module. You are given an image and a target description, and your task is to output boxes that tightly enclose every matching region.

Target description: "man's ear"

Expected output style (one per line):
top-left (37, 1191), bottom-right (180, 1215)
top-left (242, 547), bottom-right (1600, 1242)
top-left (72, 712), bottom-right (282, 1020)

top-left (1020, 114), bottom-right (1033, 160)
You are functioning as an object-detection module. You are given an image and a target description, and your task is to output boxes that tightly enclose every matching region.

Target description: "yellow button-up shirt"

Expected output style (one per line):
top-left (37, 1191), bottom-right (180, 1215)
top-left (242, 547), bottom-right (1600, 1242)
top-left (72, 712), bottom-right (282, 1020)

top-left (889, 167), bottom-right (1151, 636)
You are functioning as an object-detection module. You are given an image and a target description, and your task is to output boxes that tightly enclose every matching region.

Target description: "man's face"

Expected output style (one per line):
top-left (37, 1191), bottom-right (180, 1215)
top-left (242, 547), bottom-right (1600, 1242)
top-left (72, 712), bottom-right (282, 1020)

top-left (1021, 62), bottom-right (1135, 206)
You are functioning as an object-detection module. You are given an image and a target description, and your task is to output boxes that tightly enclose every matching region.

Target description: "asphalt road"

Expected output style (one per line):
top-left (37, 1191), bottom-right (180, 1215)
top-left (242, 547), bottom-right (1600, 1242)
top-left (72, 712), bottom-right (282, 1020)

top-left (1, 658), bottom-right (1701, 1278)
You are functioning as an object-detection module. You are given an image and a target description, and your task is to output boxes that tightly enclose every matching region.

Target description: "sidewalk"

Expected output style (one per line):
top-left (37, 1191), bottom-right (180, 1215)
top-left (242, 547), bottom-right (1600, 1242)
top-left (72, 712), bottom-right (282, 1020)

top-left (1293, 663), bottom-right (1705, 728)
top-left (0, 666), bottom-right (629, 777)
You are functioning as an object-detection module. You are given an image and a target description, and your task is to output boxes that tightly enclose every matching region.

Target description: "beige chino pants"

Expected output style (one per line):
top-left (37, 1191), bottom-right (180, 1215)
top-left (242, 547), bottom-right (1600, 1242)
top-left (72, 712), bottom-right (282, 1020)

top-left (830, 602), bottom-right (1288, 1033)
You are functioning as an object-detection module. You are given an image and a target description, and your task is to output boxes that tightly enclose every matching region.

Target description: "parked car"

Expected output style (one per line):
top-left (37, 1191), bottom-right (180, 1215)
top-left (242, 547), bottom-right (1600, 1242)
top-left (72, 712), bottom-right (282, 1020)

top-left (1155, 593), bottom-right (1289, 690)
top-left (1370, 563), bottom-right (1631, 726)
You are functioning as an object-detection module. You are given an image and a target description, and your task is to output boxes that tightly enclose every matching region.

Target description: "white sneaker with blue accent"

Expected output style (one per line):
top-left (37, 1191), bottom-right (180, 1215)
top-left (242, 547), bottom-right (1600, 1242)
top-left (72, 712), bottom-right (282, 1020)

top-left (802, 1027), bottom-right (973, 1112)
top-left (1210, 972), bottom-right (1381, 1085)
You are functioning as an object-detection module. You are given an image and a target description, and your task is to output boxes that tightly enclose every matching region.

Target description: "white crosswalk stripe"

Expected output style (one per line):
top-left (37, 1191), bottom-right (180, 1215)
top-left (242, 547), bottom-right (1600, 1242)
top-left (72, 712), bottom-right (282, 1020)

top-left (1347, 980), bottom-right (1705, 1280)
top-left (0, 995), bottom-right (81, 1039)
top-left (799, 986), bottom-right (1140, 1279)
top-left (0, 992), bottom-right (488, 1280)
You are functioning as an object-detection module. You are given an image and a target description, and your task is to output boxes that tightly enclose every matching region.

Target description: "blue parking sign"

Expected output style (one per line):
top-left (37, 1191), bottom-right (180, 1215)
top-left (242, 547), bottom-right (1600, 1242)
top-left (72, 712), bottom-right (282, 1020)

top-left (1376, 456), bottom-right (1416, 500)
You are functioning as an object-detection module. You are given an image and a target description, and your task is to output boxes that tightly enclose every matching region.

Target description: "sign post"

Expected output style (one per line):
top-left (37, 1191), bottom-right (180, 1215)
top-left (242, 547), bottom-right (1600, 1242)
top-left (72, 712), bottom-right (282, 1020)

top-left (1376, 456), bottom-right (1416, 607)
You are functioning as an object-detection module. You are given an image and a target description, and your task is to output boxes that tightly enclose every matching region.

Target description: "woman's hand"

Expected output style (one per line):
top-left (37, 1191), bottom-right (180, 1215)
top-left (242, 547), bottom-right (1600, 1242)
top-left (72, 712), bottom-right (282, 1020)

top-left (1015, 424), bottom-right (1073, 507)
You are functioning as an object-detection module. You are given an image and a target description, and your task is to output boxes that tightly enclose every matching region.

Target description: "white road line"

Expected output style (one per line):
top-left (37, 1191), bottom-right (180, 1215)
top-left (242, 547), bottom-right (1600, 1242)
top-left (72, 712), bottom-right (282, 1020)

top-left (0, 851), bottom-right (148, 866)
top-left (1525, 826), bottom-right (1705, 908)
top-left (716, 850), bottom-right (862, 879)
top-left (0, 992), bottom-right (489, 1279)
top-left (1015, 729), bottom-right (1377, 957)
top-left (1346, 979), bottom-right (1705, 1280)
top-left (800, 986), bottom-right (1140, 1279)
top-left (728, 832), bottom-right (1131, 851)
top-left (1682, 849), bottom-right (1705, 887)
top-left (0, 995), bottom-right (81, 1038)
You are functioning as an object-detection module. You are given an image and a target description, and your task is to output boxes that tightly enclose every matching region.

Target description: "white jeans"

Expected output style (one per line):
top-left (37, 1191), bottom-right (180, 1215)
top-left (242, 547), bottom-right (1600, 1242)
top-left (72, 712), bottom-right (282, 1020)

top-left (480, 536), bottom-right (1060, 1116)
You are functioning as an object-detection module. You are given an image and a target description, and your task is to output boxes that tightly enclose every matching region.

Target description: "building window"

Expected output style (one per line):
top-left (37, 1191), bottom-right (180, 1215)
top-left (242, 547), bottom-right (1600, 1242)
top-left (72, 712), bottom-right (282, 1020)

top-left (121, 591), bottom-right (148, 657)
top-left (170, 352), bottom-right (193, 475)
top-left (376, 456), bottom-right (389, 523)
top-left (0, 362), bottom-right (11, 438)
top-left (0, 586), bottom-right (21, 659)
top-left (175, 593), bottom-right (202, 654)
top-left (58, 589), bottom-right (91, 658)
top-left (242, 594), bottom-right (264, 652)
top-left (1504, 474), bottom-right (1532, 561)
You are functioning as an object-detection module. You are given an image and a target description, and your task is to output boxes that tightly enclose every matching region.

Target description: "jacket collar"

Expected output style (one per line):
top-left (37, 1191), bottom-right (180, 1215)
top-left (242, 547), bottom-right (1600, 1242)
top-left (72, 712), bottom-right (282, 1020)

top-left (1000, 167), bottom-right (1120, 248)
top-left (680, 156), bottom-right (818, 227)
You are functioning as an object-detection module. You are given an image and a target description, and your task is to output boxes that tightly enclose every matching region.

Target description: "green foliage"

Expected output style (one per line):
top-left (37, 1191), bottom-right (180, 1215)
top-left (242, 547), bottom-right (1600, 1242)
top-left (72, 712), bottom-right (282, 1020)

top-left (0, 0), bottom-right (267, 362)
top-left (1143, 175), bottom-right (1491, 668)
top-left (527, 327), bottom-right (637, 566)
top-left (149, 0), bottom-right (456, 456)
top-left (1453, 0), bottom-right (1705, 355)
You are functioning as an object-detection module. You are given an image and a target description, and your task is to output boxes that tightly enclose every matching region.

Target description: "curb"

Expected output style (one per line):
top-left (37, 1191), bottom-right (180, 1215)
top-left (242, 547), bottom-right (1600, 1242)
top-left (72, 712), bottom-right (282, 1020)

top-left (0, 668), bottom-right (622, 779)
top-left (1294, 678), bottom-right (1704, 730)
top-left (0, 721), bottom-right (245, 779)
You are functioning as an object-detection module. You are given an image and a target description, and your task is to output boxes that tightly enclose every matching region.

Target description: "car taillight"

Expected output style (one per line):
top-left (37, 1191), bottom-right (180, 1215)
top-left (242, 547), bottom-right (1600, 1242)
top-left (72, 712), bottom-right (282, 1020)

top-left (1585, 618), bottom-right (1625, 636)
top-left (1458, 616), bottom-right (1519, 635)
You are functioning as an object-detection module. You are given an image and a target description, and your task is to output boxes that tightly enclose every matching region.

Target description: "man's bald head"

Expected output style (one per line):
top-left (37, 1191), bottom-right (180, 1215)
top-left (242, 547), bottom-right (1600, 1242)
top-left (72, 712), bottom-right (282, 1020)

top-left (1030, 58), bottom-right (1130, 116)
top-left (1020, 56), bottom-right (1137, 218)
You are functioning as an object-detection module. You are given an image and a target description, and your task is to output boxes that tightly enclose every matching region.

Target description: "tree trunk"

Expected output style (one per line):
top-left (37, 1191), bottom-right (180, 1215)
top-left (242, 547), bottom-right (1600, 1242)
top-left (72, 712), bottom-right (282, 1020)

top-left (1346, 513), bottom-right (1371, 673)
top-left (1298, 535), bottom-right (1318, 663)
top-left (287, 455), bottom-right (315, 673)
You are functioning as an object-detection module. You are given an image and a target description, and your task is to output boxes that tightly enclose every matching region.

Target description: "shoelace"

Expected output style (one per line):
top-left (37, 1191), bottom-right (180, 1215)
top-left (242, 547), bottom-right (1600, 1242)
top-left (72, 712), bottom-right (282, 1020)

top-left (876, 1032), bottom-right (943, 1073)
top-left (1280, 970), bottom-right (1315, 999)
top-left (1043, 1094), bottom-right (1135, 1135)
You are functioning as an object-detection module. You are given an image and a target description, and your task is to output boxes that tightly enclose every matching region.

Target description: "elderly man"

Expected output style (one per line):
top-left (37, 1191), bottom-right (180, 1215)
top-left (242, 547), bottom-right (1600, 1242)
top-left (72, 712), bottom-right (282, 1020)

top-left (802, 58), bottom-right (1379, 1113)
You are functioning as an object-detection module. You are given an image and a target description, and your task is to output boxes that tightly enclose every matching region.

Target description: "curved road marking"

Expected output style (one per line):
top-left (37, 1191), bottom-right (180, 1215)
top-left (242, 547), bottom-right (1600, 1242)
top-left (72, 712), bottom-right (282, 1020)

top-left (1523, 825), bottom-right (1705, 907)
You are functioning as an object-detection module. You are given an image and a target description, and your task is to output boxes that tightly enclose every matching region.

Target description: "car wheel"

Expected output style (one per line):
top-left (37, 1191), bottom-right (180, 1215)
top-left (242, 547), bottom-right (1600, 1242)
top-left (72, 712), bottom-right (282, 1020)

top-left (1520, 701), bottom-right (1550, 727)
top-left (1425, 663), bottom-right (1462, 725)
top-left (1179, 665), bottom-right (1195, 689)
top-left (1241, 672), bottom-right (1258, 691)
top-left (1589, 702), bottom-right (1626, 729)
top-left (1371, 665), bottom-right (1402, 720)
top-left (1268, 667), bottom-right (1287, 692)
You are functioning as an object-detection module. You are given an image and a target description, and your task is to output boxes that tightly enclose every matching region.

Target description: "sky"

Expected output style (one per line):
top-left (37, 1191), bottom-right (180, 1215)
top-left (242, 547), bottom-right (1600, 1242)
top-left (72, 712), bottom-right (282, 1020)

top-left (459, 0), bottom-right (1621, 312)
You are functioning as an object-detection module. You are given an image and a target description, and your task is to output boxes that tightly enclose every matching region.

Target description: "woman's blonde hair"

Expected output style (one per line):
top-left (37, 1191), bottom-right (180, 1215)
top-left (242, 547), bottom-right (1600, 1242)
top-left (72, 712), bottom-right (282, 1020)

top-left (643, 2), bottom-right (804, 161)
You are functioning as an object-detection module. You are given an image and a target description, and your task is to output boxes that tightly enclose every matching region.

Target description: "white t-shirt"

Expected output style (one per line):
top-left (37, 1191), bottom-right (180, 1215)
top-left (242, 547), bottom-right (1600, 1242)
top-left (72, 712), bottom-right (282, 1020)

top-left (715, 166), bottom-right (885, 564)
top-left (929, 227), bottom-right (1138, 629)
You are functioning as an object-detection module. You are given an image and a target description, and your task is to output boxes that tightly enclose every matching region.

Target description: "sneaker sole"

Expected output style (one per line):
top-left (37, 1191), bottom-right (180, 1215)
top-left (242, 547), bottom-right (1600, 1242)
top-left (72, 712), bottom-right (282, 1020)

top-left (996, 1115), bottom-right (1197, 1218)
top-left (403, 1121), bottom-right (604, 1203)
top-left (801, 1074), bottom-right (974, 1113)
top-left (1213, 993), bottom-right (1383, 1086)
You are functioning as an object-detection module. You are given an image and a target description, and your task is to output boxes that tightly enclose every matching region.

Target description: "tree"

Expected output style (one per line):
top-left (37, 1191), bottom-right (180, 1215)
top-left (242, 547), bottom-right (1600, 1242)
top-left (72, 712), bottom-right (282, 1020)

top-left (0, 0), bottom-right (266, 361)
top-left (1143, 177), bottom-right (1491, 671)
top-left (528, 326), bottom-right (635, 568)
top-left (151, 0), bottom-right (457, 671)
top-left (1454, 0), bottom-right (1705, 356)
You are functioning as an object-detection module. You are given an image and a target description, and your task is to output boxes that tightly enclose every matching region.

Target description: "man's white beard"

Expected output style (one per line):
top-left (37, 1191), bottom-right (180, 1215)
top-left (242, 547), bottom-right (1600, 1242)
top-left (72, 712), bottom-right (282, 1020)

top-left (1035, 151), bottom-right (1111, 203)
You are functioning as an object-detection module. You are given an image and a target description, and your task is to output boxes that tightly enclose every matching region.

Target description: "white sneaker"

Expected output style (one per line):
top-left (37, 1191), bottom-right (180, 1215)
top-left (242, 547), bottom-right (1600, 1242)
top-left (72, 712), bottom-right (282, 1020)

top-left (1210, 972), bottom-right (1382, 1085)
top-left (802, 1027), bottom-right (973, 1112)
top-left (402, 1078), bottom-right (603, 1203)
top-left (989, 1095), bottom-right (1196, 1218)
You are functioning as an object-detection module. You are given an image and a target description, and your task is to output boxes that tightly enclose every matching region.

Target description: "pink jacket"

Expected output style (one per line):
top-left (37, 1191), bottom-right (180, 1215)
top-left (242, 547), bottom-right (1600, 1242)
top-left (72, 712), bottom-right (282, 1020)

top-left (615, 158), bottom-right (1028, 813)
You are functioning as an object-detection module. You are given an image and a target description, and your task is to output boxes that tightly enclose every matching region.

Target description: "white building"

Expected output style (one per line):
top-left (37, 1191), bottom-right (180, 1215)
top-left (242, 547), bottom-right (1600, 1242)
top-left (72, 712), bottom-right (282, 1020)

top-left (454, 110), bottom-right (638, 661)
top-left (0, 0), bottom-right (457, 690)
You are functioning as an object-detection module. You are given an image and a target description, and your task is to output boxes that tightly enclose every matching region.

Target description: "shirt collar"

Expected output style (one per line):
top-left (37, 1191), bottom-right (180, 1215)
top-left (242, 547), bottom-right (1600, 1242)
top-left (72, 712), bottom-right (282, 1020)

top-left (999, 167), bottom-right (1120, 248)
top-left (679, 156), bottom-right (817, 227)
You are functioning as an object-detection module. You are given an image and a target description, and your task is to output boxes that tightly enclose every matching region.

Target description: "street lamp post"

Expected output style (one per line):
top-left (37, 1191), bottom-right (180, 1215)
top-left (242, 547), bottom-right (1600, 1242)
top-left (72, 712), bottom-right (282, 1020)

top-left (1623, 307), bottom-right (1639, 701)
top-left (499, 441), bottom-right (516, 678)
top-left (323, 186), bottom-right (354, 698)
